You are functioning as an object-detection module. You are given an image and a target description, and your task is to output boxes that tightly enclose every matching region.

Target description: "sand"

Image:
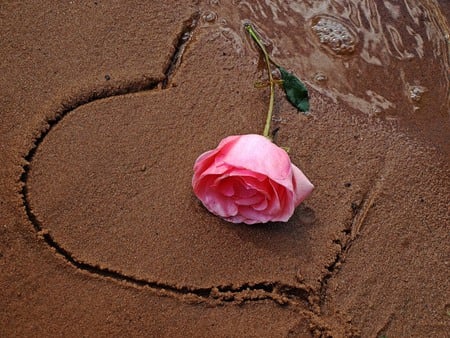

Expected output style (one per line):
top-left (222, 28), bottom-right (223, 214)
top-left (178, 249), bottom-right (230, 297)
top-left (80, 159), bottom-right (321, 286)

top-left (1, 1), bottom-right (449, 337)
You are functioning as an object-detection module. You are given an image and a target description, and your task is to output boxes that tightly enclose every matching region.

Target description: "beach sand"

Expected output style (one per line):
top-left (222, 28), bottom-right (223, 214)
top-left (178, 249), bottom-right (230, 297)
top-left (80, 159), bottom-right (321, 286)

top-left (1, 1), bottom-right (448, 337)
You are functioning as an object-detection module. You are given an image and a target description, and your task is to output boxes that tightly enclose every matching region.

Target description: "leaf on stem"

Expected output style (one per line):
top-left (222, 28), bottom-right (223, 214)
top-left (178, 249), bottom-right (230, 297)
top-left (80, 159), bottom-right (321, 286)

top-left (278, 66), bottom-right (310, 114)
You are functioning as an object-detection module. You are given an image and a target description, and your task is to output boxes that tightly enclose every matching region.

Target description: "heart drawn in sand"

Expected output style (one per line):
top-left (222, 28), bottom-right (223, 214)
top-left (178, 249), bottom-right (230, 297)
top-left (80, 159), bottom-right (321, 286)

top-left (21, 15), bottom-right (381, 308)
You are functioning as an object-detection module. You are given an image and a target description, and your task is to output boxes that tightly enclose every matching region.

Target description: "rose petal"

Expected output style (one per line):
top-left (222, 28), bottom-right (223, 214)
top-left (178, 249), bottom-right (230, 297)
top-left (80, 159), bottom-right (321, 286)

top-left (192, 134), bottom-right (314, 224)
top-left (202, 189), bottom-right (238, 218)
top-left (233, 178), bottom-right (259, 198)
top-left (234, 193), bottom-right (264, 206)
top-left (193, 135), bottom-right (241, 181)
top-left (234, 175), bottom-right (272, 198)
top-left (226, 168), bottom-right (267, 182)
top-left (236, 205), bottom-right (273, 223)
top-left (217, 135), bottom-right (294, 188)
top-left (291, 164), bottom-right (314, 206)
top-left (252, 198), bottom-right (268, 211)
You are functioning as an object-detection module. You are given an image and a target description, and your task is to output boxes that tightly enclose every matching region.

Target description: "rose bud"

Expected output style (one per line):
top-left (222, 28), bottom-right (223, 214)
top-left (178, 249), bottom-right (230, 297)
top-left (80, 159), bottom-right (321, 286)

top-left (192, 134), bottom-right (313, 224)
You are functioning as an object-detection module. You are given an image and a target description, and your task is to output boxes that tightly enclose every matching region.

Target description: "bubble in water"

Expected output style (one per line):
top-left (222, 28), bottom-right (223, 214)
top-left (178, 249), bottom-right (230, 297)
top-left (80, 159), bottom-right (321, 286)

top-left (408, 85), bottom-right (427, 102)
top-left (311, 16), bottom-right (357, 55)
top-left (369, 105), bottom-right (383, 116)
top-left (313, 72), bottom-right (328, 83)
top-left (202, 10), bottom-right (217, 23)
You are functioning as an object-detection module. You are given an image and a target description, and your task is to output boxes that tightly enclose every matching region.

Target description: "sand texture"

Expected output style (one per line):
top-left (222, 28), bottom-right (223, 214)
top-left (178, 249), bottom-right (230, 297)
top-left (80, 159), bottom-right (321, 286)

top-left (1, 1), bottom-right (449, 337)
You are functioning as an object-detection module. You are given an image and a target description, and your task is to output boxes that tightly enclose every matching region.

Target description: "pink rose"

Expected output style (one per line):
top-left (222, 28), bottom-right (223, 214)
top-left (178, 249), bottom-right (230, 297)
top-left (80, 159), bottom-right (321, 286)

top-left (192, 134), bottom-right (314, 224)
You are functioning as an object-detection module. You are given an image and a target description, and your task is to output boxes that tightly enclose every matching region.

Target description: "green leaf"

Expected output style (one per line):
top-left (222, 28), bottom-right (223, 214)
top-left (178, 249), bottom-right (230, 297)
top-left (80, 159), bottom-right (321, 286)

top-left (278, 66), bottom-right (310, 114)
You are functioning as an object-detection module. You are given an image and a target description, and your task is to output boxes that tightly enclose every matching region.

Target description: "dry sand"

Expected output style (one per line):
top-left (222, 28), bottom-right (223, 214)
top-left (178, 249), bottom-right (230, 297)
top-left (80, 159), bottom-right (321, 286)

top-left (1, 1), bottom-right (449, 337)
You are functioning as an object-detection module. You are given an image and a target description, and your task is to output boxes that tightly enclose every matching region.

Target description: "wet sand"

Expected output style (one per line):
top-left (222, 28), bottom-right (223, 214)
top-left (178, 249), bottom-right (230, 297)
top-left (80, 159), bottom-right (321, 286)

top-left (1, 1), bottom-right (449, 337)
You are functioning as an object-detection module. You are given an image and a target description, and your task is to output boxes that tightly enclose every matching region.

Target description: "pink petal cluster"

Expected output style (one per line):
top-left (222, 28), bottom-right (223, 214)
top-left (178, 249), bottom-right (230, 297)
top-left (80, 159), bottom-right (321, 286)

top-left (192, 134), bottom-right (314, 224)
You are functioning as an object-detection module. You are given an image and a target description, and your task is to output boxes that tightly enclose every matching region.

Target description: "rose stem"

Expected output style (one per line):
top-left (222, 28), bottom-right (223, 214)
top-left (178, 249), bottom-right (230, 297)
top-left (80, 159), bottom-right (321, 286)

top-left (244, 23), bottom-right (277, 139)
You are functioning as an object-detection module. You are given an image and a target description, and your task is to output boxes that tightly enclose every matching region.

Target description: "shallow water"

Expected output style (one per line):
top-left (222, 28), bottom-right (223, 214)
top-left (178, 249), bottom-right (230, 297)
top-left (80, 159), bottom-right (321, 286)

top-left (200, 0), bottom-right (449, 149)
